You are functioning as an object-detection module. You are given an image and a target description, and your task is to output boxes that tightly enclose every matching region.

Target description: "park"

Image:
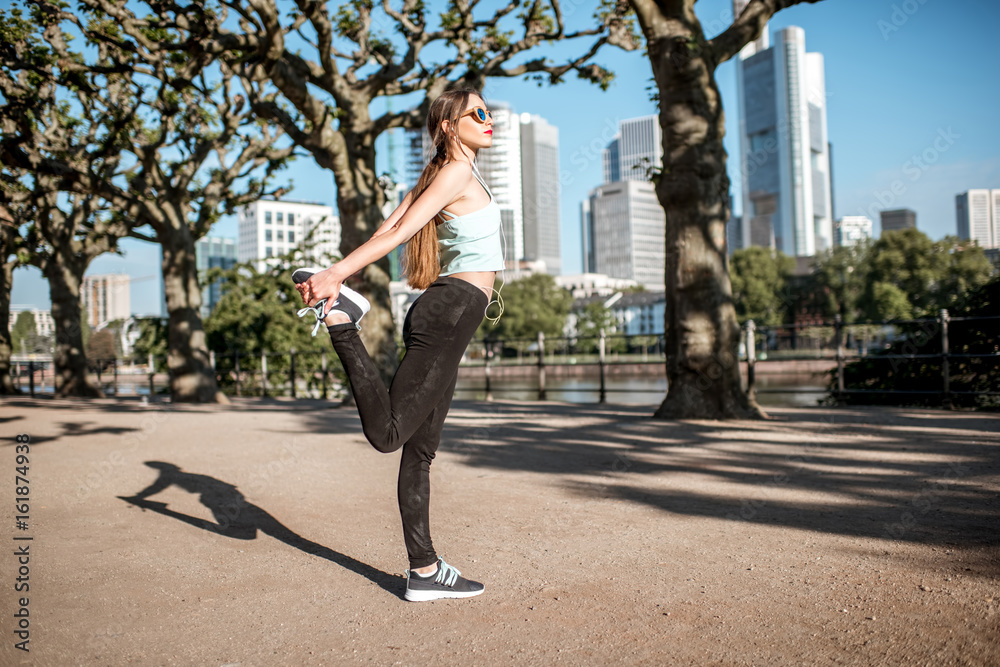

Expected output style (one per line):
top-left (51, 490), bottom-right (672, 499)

top-left (2, 0), bottom-right (999, 664)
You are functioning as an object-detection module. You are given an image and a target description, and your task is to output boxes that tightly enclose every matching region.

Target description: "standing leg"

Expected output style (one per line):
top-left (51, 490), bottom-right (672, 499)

top-left (397, 370), bottom-right (459, 570)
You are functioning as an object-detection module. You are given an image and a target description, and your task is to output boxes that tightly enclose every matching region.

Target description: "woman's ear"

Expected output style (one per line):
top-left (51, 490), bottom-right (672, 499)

top-left (441, 119), bottom-right (451, 136)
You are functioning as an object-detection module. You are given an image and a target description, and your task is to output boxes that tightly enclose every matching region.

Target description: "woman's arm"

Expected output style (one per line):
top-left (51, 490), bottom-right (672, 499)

top-left (297, 162), bottom-right (474, 310)
top-left (371, 190), bottom-right (414, 239)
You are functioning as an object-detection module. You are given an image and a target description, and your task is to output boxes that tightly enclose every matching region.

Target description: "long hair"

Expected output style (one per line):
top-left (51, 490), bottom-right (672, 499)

top-left (402, 88), bottom-right (483, 290)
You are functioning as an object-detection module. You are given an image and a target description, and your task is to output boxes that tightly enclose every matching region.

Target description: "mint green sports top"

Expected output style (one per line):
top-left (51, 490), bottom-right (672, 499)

top-left (437, 166), bottom-right (505, 275)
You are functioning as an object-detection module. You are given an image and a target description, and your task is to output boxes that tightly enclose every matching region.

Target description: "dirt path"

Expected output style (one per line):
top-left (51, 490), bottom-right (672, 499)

top-left (1, 398), bottom-right (998, 665)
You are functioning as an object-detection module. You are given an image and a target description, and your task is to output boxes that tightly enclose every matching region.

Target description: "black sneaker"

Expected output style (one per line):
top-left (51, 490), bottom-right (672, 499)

top-left (293, 267), bottom-right (371, 334)
top-left (404, 558), bottom-right (485, 602)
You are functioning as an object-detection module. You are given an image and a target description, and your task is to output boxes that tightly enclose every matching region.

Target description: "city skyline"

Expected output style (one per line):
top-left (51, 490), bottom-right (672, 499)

top-left (12, 0), bottom-right (1000, 312)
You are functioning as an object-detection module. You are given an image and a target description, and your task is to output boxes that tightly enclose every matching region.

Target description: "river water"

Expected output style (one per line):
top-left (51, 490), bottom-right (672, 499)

top-left (454, 376), bottom-right (828, 407)
top-left (19, 373), bottom-right (829, 407)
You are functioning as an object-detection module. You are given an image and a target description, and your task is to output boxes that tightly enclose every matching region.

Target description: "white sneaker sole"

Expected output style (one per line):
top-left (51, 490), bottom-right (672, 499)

top-left (404, 586), bottom-right (485, 602)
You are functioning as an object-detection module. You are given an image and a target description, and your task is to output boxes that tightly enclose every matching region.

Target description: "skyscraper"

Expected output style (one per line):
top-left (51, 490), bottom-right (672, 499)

top-left (727, 215), bottom-right (744, 255)
top-left (584, 115), bottom-right (666, 288)
top-left (82, 274), bottom-right (130, 327)
top-left (602, 115), bottom-right (662, 184)
top-left (734, 10), bottom-right (833, 257)
top-left (880, 208), bottom-right (916, 234)
top-left (520, 113), bottom-right (561, 274)
top-left (956, 189), bottom-right (1000, 249)
top-left (237, 200), bottom-right (340, 272)
top-left (580, 199), bottom-right (595, 273)
top-left (587, 180), bottom-right (665, 291)
top-left (602, 137), bottom-right (620, 184)
top-left (195, 236), bottom-right (237, 319)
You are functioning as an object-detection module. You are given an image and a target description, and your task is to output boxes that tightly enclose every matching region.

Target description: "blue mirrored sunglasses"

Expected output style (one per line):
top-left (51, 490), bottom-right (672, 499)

top-left (462, 107), bottom-right (493, 123)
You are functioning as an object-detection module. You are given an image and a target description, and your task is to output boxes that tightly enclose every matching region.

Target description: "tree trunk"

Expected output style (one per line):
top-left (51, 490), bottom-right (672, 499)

top-left (0, 252), bottom-right (16, 395)
top-left (43, 261), bottom-right (103, 398)
top-left (158, 223), bottom-right (228, 403)
top-left (639, 6), bottom-right (764, 419)
top-left (337, 128), bottom-right (398, 386)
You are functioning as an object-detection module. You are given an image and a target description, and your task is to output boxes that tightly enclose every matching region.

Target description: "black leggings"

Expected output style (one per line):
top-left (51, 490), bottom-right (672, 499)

top-left (327, 276), bottom-right (487, 569)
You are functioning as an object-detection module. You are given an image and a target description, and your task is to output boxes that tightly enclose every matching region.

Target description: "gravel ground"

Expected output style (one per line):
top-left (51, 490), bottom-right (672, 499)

top-left (1, 397), bottom-right (998, 666)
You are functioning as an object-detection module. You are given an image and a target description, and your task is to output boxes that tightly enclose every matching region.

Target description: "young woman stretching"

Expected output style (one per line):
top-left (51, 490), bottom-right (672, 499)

top-left (293, 89), bottom-right (502, 602)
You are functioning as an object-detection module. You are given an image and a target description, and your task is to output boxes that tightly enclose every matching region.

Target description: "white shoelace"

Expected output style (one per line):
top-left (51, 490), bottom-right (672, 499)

top-left (297, 298), bottom-right (329, 337)
top-left (433, 559), bottom-right (461, 587)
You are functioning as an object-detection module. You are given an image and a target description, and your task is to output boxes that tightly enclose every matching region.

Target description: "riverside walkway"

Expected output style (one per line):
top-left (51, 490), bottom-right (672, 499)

top-left (1, 397), bottom-right (998, 665)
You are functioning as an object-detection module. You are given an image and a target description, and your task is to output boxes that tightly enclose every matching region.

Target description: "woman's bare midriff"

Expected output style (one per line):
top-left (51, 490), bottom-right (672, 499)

top-left (447, 271), bottom-right (496, 301)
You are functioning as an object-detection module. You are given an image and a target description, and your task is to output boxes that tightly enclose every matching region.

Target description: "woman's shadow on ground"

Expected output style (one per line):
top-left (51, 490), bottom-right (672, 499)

top-left (118, 461), bottom-right (404, 598)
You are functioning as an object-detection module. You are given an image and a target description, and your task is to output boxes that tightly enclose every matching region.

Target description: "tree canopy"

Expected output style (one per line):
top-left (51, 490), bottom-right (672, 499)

top-left (728, 247), bottom-right (795, 326)
top-left (808, 230), bottom-right (995, 323)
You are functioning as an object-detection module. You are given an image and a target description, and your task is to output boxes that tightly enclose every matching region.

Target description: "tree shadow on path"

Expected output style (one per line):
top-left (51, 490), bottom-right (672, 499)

top-left (431, 402), bottom-right (1000, 553)
top-left (118, 461), bottom-right (404, 598)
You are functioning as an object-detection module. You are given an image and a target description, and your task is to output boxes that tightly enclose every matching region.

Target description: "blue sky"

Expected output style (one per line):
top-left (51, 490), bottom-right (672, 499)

top-left (12, 0), bottom-right (1000, 313)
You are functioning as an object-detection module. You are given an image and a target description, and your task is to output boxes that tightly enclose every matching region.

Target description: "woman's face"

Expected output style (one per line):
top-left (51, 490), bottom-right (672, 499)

top-left (453, 95), bottom-right (494, 152)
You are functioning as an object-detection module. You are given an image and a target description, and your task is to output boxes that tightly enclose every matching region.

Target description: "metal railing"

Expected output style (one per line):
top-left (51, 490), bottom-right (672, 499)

top-left (454, 311), bottom-right (998, 406)
top-left (8, 349), bottom-right (344, 399)
top-left (744, 310), bottom-right (999, 406)
top-left (9, 311), bottom-right (998, 406)
top-left (457, 330), bottom-right (665, 403)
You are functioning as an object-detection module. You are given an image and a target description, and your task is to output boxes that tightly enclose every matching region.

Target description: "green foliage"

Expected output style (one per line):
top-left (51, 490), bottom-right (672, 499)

top-left (811, 241), bottom-right (870, 321)
top-left (334, 0), bottom-right (375, 41)
top-left (517, 3), bottom-right (556, 34)
top-left (131, 317), bottom-right (168, 369)
top-left (934, 237), bottom-right (994, 312)
top-left (204, 261), bottom-right (330, 358)
top-left (574, 300), bottom-right (626, 353)
top-left (810, 231), bottom-right (996, 323)
top-left (729, 246), bottom-right (795, 326)
top-left (10, 311), bottom-right (36, 354)
top-left (204, 257), bottom-right (345, 395)
top-left (485, 26), bottom-right (515, 49)
top-left (0, 4), bottom-right (56, 89)
top-left (80, 317), bottom-right (91, 350)
top-left (861, 229), bottom-right (939, 318)
top-left (868, 281), bottom-right (913, 321)
top-left (439, 7), bottom-right (462, 30)
top-left (477, 273), bottom-right (572, 342)
top-left (837, 276), bottom-right (1000, 409)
